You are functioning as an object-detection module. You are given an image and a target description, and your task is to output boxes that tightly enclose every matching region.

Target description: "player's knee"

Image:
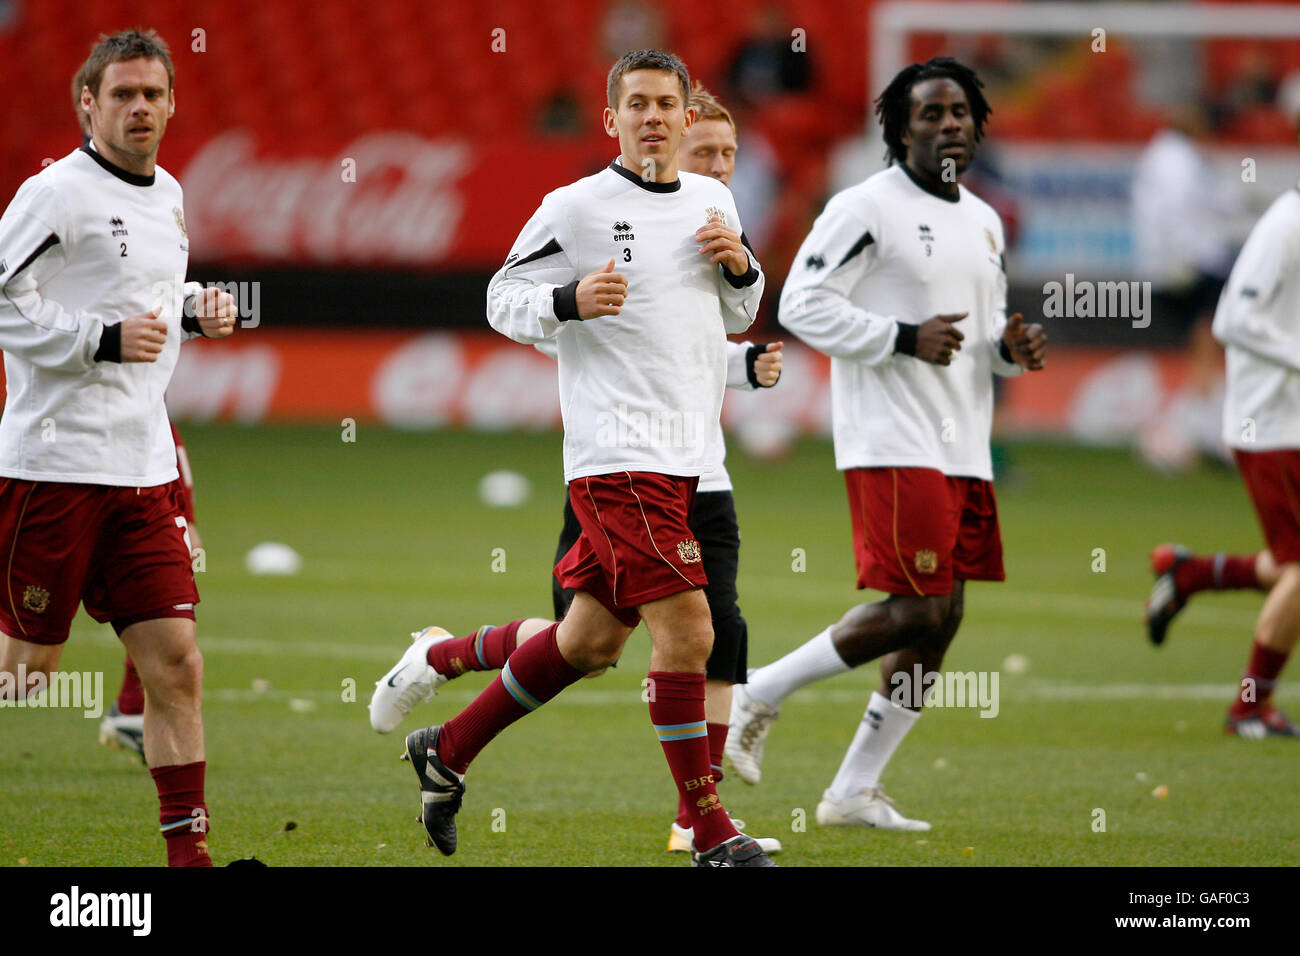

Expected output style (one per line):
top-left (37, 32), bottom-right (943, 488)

top-left (149, 645), bottom-right (204, 699)
top-left (892, 597), bottom-right (947, 639)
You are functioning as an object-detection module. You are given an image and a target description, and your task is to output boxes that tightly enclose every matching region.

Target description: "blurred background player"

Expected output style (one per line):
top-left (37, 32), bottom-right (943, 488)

top-left (376, 50), bottom-right (774, 865)
top-left (0, 29), bottom-right (236, 866)
top-left (1132, 104), bottom-right (1241, 471)
top-left (1144, 95), bottom-right (1300, 738)
top-left (728, 57), bottom-right (1046, 829)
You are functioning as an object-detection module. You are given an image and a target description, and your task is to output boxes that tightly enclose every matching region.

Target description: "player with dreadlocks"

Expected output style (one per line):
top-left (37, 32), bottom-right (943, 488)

top-left (727, 57), bottom-right (1046, 830)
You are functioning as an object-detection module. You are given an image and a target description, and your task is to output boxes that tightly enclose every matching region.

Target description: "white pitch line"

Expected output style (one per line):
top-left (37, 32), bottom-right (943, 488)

top-left (742, 576), bottom-right (1260, 629)
top-left (200, 682), bottom-right (1295, 708)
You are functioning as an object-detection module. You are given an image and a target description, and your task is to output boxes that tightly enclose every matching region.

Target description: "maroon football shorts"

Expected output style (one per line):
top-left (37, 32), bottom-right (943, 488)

top-left (555, 471), bottom-right (708, 627)
top-left (1234, 448), bottom-right (1300, 565)
top-left (0, 479), bottom-right (199, 645)
top-left (844, 466), bottom-right (1005, 597)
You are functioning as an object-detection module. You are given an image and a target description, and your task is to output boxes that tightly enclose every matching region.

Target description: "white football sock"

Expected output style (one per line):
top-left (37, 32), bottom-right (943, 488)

top-left (745, 627), bottom-right (849, 709)
top-left (826, 691), bottom-right (920, 800)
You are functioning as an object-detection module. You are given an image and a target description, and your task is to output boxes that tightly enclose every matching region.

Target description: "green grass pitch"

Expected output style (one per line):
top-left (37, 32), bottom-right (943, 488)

top-left (2, 425), bottom-right (1297, 866)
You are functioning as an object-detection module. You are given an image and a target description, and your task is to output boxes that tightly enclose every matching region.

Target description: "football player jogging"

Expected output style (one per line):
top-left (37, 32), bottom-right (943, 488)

top-left (728, 57), bottom-right (1046, 829)
top-left (375, 50), bottom-right (774, 866)
top-left (370, 83), bottom-right (785, 858)
top-left (0, 30), bottom-right (236, 866)
top-left (1142, 123), bottom-right (1300, 737)
top-left (58, 68), bottom-right (208, 761)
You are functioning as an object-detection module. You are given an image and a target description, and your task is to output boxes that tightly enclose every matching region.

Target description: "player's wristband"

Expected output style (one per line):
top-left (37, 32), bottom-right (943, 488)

top-left (94, 323), bottom-right (122, 363)
top-left (553, 280), bottom-right (580, 322)
top-left (893, 321), bottom-right (918, 357)
top-left (999, 340), bottom-right (1014, 363)
top-left (181, 310), bottom-right (205, 337)
top-left (721, 256), bottom-right (759, 289)
top-left (746, 343), bottom-right (777, 388)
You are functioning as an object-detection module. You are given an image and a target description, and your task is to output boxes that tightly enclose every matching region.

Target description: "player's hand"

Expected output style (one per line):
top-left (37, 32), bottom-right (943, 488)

top-left (754, 341), bottom-right (784, 387)
top-left (187, 521), bottom-right (203, 557)
top-left (914, 312), bottom-right (967, 366)
top-left (1002, 312), bottom-right (1046, 371)
top-left (120, 309), bottom-right (168, 362)
top-left (192, 286), bottom-right (238, 338)
top-left (575, 258), bottom-right (628, 319)
top-left (696, 217), bottom-right (749, 277)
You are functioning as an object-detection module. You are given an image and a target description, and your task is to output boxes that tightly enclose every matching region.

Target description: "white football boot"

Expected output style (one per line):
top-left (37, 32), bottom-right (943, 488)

top-left (725, 682), bottom-right (780, 785)
top-left (668, 818), bottom-right (782, 855)
top-left (369, 626), bottom-right (455, 733)
top-left (816, 787), bottom-right (931, 831)
top-left (98, 705), bottom-right (145, 762)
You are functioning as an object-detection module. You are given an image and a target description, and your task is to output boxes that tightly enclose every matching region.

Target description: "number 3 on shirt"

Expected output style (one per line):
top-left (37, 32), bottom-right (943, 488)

top-left (622, 247), bottom-right (631, 263)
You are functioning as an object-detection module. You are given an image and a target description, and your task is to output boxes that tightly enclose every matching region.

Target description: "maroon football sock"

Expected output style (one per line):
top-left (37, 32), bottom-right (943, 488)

top-left (676, 722), bottom-right (730, 829)
top-left (707, 721), bottom-right (728, 784)
top-left (116, 657), bottom-right (144, 716)
top-left (1176, 553), bottom-right (1262, 596)
top-left (650, 672), bottom-right (739, 852)
top-left (437, 623), bottom-right (582, 774)
top-left (427, 621), bottom-right (524, 677)
top-left (1229, 641), bottom-right (1290, 719)
top-left (151, 761), bottom-right (212, 867)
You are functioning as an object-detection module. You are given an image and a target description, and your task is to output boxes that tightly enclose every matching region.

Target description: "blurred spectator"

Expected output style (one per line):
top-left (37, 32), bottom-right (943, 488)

top-left (601, 0), bottom-right (665, 60)
top-left (725, 3), bottom-right (811, 109)
top-left (1132, 105), bottom-right (1241, 471)
top-left (537, 88), bottom-right (584, 137)
top-left (1279, 70), bottom-right (1300, 134)
top-left (723, 125), bottom-right (776, 256)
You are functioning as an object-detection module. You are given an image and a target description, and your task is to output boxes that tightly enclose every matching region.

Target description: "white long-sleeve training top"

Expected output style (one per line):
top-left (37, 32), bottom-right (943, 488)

top-left (0, 145), bottom-right (200, 486)
top-left (1213, 185), bottom-right (1300, 451)
top-left (780, 164), bottom-right (1022, 481)
top-left (488, 159), bottom-right (763, 482)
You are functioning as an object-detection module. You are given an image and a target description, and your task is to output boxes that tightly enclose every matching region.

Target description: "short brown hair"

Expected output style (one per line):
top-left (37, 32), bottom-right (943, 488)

top-left (606, 49), bottom-right (690, 110)
top-left (689, 82), bottom-right (735, 132)
top-left (77, 28), bottom-right (174, 100)
top-left (71, 62), bottom-right (92, 135)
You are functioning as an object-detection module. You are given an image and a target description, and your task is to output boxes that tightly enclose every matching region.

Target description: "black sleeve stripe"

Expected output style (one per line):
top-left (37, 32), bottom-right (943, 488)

top-left (834, 231), bottom-right (874, 270)
top-left (3, 233), bottom-right (60, 284)
top-left (740, 231), bottom-right (755, 255)
top-left (506, 238), bottom-right (563, 272)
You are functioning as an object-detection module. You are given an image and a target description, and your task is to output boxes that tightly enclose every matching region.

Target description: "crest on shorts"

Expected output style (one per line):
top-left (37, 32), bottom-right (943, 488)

top-left (914, 550), bottom-right (938, 574)
top-left (173, 206), bottom-right (188, 237)
top-left (22, 585), bottom-right (50, 614)
top-left (677, 539), bottom-right (702, 564)
top-left (704, 206), bottom-right (727, 226)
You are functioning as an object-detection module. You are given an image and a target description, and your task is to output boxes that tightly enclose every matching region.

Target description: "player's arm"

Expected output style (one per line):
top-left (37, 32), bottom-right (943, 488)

top-left (1211, 208), bottom-right (1300, 373)
top-left (486, 198), bottom-right (587, 345)
top-left (726, 339), bottom-right (782, 389)
top-left (700, 216), bottom-right (763, 334)
top-left (0, 183), bottom-right (115, 370)
top-left (778, 198), bottom-right (902, 364)
top-left (989, 231), bottom-right (1044, 374)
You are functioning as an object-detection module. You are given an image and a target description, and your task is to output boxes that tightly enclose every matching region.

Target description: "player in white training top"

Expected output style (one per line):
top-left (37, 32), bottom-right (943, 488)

top-left (1145, 110), bottom-right (1300, 738)
top-left (729, 57), bottom-right (1046, 829)
top-left (0, 30), bottom-right (236, 866)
